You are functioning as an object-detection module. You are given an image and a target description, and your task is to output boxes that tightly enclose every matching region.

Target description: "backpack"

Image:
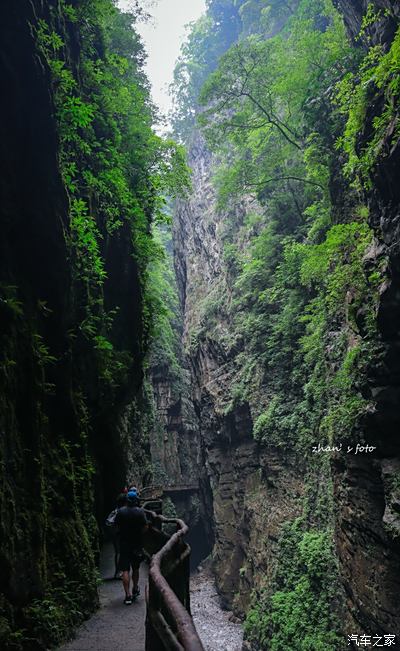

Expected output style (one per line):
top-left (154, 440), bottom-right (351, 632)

top-left (105, 508), bottom-right (118, 528)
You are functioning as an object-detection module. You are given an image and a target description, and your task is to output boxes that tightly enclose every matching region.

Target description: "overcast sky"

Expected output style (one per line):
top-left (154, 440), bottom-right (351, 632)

top-left (118, 0), bottom-right (206, 124)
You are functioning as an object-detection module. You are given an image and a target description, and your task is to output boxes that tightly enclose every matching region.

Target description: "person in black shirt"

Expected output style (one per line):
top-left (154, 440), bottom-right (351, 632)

top-left (115, 488), bottom-right (148, 605)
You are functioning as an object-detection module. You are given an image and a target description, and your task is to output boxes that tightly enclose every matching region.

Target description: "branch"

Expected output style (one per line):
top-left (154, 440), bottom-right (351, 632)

top-left (269, 108), bottom-right (303, 140)
top-left (242, 91), bottom-right (303, 150)
top-left (288, 181), bottom-right (304, 220)
top-left (223, 120), bottom-right (270, 131)
top-left (246, 175), bottom-right (325, 190)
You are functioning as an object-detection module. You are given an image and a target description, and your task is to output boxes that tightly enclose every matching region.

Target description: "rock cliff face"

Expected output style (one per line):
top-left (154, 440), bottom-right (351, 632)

top-left (0, 2), bottom-right (152, 647)
top-left (330, 0), bottom-right (400, 636)
top-left (149, 348), bottom-right (215, 565)
top-left (172, 137), bottom-right (307, 613)
top-left (332, 179), bottom-right (400, 633)
top-left (173, 130), bottom-right (400, 636)
top-left (171, 2), bottom-right (400, 638)
top-left (333, 0), bottom-right (400, 44)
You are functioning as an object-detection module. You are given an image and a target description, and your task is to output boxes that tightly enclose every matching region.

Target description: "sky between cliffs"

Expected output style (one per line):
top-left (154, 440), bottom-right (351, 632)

top-left (118, 0), bottom-right (206, 127)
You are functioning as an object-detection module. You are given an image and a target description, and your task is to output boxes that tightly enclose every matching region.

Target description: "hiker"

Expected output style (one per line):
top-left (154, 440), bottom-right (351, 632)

top-left (115, 488), bottom-right (148, 605)
top-left (105, 492), bottom-right (127, 578)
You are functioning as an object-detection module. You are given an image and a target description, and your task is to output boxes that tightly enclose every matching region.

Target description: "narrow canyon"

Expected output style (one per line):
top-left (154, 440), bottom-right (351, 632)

top-left (0, 1), bottom-right (399, 650)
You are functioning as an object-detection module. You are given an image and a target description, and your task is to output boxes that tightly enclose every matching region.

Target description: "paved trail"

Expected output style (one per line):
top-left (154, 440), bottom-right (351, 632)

top-left (59, 546), bottom-right (244, 651)
top-left (59, 544), bottom-right (147, 651)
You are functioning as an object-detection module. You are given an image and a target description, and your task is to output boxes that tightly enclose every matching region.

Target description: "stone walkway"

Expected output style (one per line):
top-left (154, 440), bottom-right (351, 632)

top-left (58, 544), bottom-right (147, 651)
top-left (58, 546), bottom-right (244, 651)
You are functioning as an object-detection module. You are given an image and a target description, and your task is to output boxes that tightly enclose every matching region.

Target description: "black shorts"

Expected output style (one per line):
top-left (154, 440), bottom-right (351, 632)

top-left (118, 543), bottom-right (143, 572)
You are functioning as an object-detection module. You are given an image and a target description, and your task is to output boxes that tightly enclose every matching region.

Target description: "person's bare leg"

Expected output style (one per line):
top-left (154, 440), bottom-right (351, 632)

top-left (132, 567), bottom-right (139, 593)
top-left (122, 570), bottom-right (131, 597)
top-left (111, 537), bottom-right (116, 574)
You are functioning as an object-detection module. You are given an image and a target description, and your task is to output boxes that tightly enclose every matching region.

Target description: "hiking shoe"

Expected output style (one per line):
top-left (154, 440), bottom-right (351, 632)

top-left (124, 595), bottom-right (133, 605)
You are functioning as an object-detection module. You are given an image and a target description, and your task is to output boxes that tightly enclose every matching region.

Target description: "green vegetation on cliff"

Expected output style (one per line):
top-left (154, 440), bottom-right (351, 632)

top-left (244, 521), bottom-right (340, 650)
top-left (1, 0), bottom-right (398, 648)
top-left (0, 1), bottom-right (188, 649)
top-left (171, 0), bottom-right (392, 647)
top-left (336, 12), bottom-right (400, 187)
top-left (36, 0), bottom-right (188, 391)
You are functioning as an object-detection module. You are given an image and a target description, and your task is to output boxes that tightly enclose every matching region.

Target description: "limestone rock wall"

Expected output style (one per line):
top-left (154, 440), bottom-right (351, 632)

top-left (172, 19), bottom-right (400, 628)
top-left (330, 0), bottom-right (400, 636)
top-left (0, 3), bottom-right (152, 647)
top-left (172, 136), bottom-right (305, 613)
top-left (333, 0), bottom-right (400, 44)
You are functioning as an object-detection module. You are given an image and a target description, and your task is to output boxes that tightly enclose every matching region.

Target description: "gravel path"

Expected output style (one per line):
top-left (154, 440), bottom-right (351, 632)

top-left (191, 568), bottom-right (244, 651)
top-left (58, 543), bottom-right (147, 651)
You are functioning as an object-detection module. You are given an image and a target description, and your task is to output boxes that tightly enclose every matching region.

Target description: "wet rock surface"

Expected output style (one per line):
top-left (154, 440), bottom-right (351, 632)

top-left (191, 566), bottom-right (243, 651)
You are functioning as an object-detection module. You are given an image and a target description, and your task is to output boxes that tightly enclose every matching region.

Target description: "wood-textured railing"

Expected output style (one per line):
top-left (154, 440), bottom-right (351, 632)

top-left (140, 484), bottom-right (199, 501)
top-left (143, 511), bottom-right (205, 651)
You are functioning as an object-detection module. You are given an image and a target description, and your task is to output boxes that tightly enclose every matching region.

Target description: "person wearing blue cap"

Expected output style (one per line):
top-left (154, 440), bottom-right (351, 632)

top-left (114, 488), bottom-right (148, 605)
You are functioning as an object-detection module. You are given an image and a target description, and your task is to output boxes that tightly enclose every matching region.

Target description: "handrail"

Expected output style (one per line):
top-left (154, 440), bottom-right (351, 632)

top-left (141, 484), bottom-right (163, 498)
top-left (144, 511), bottom-right (205, 651)
top-left (140, 484), bottom-right (199, 500)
